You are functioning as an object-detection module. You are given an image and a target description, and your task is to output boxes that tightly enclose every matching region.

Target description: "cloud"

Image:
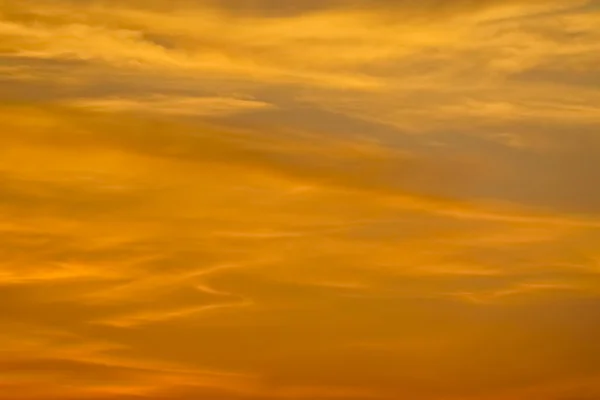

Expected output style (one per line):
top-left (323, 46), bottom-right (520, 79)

top-left (2, 1), bottom-right (600, 399)
top-left (1, 107), bottom-right (600, 398)
top-left (93, 301), bottom-right (253, 328)
top-left (0, 2), bottom-right (383, 89)
top-left (2, 0), bottom-right (587, 94)
top-left (66, 95), bottom-right (273, 117)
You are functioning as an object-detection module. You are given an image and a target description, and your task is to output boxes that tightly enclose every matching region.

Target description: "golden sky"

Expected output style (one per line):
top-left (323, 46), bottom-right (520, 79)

top-left (1, 0), bottom-right (600, 399)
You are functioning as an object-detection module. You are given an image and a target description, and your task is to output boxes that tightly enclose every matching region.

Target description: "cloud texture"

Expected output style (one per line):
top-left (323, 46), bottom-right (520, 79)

top-left (1, 0), bottom-right (600, 399)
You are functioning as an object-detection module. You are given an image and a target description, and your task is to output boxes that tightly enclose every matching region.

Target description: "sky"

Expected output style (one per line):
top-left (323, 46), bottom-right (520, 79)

top-left (1, 0), bottom-right (600, 399)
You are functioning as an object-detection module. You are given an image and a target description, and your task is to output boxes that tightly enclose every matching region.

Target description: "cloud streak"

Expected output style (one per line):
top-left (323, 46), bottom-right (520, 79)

top-left (1, 0), bottom-right (600, 399)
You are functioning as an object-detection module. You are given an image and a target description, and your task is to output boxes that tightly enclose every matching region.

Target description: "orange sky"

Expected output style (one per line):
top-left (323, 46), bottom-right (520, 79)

top-left (1, 1), bottom-right (600, 399)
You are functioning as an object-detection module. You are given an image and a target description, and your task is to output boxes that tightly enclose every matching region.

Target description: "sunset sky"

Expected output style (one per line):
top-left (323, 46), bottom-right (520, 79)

top-left (1, 1), bottom-right (600, 399)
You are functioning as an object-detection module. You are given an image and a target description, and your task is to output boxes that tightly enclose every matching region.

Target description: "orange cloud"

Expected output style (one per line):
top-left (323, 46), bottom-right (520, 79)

top-left (1, 1), bottom-right (600, 399)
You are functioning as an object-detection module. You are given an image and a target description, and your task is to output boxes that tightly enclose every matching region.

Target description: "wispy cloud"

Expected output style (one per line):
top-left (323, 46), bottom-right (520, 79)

top-left (66, 95), bottom-right (273, 117)
top-left (1, 0), bottom-right (600, 399)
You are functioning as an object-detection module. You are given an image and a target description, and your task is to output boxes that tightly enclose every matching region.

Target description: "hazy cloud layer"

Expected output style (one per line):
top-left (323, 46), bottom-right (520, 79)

top-left (1, 1), bottom-right (600, 399)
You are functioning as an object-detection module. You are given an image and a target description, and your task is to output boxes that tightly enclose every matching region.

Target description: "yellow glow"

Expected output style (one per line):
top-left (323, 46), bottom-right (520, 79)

top-left (1, 1), bottom-right (600, 399)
